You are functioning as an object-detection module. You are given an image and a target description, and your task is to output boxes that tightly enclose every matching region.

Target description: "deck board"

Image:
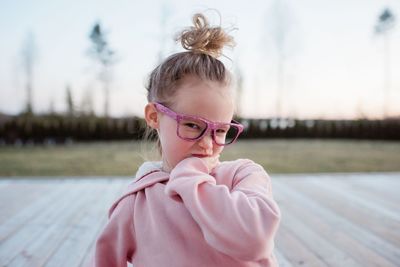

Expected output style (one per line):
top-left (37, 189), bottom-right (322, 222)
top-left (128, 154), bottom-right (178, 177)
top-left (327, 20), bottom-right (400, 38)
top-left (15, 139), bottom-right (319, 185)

top-left (272, 177), bottom-right (398, 267)
top-left (0, 173), bottom-right (399, 267)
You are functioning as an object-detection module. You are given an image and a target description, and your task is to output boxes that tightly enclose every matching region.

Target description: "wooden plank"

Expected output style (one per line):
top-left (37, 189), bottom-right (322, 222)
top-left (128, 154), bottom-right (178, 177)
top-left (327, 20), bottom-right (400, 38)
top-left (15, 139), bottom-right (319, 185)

top-left (77, 179), bottom-right (133, 267)
top-left (273, 177), bottom-right (400, 265)
top-left (0, 182), bottom-right (54, 224)
top-left (341, 174), bottom-right (400, 205)
top-left (7, 180), bottom-right (107, 266)
top-left (295, 176), bottom-right (400, 247)
top-left (0, 180), bottom-right (78, 243)
top-left (0, 174), bottom-right (399, 267)
top-left (0, 180), bottom-right (90, 265)
top-left (273, 249), bottom-right (294, 267)
top-left (273, 180), bottom-right (362, 267)
top-left (273, 178), bottom-right (397, 267)
top-left (274, 223), bottom-right (329, 267)
top-left (310, 175), bottom-right (400, 219)
top-left (45, 179), bottom-right (127, 267)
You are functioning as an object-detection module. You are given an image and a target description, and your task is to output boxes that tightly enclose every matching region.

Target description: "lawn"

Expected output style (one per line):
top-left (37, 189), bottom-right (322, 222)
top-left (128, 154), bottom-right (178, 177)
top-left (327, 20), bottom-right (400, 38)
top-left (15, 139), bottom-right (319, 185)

top-left (0, 139), bottom-right (399, 176)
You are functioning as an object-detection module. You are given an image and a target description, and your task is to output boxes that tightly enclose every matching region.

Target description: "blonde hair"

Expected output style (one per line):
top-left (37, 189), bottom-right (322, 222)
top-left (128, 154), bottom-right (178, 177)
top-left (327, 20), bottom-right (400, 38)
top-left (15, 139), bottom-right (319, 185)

top-left (146, 12), bottom-right (235, 104)
top-left (143, 12), bottom-right (235, 157)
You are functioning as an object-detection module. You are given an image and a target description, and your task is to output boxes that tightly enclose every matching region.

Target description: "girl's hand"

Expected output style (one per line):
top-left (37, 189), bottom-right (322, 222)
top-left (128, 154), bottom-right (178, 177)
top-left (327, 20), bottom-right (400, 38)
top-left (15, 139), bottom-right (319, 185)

top-left (199, 155), bottom-right (220, 173)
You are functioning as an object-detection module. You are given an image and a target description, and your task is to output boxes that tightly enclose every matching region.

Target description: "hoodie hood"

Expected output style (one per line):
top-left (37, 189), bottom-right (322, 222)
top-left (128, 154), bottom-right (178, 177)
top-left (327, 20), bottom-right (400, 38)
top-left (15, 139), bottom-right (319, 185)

top-left (108, 161), bottom-right (169, 217)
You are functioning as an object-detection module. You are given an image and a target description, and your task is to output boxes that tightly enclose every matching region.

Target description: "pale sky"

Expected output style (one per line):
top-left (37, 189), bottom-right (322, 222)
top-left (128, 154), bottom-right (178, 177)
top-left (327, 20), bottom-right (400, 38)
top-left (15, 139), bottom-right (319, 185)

top-left (0, 0), bottom-right (399, 119)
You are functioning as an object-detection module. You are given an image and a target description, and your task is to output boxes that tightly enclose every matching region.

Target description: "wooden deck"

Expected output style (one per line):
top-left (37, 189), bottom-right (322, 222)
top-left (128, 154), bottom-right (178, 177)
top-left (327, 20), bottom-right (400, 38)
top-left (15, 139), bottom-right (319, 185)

top-left (0, 173), bottom-right (399, 267)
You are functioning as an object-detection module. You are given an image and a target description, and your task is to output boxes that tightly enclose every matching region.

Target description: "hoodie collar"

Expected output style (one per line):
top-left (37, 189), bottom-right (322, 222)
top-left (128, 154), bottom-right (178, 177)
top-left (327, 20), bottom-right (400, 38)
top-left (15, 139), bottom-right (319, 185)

top-left (108, 161), bottom-right (169, 217)
top-left (134, 161), bottom-right (163, 181)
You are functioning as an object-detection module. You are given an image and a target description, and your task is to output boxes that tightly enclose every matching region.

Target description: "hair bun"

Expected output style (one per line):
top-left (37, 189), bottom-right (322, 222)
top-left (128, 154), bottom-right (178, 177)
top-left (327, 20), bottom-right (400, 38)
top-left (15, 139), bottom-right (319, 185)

top-left (177, 13), bottom-right (235, 58)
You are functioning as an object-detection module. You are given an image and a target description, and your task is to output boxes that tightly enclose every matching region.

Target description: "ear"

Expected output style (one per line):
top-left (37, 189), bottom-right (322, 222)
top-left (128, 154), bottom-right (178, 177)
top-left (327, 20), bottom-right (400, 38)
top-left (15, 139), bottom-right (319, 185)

top-left (144, 103), bottom-right (159, 129)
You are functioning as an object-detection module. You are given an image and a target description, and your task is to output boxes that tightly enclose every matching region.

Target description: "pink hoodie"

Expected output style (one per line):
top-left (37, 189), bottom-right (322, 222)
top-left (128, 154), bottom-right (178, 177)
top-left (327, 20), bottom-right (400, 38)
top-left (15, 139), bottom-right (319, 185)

top-left (90, 157), bottom-right (281, 267)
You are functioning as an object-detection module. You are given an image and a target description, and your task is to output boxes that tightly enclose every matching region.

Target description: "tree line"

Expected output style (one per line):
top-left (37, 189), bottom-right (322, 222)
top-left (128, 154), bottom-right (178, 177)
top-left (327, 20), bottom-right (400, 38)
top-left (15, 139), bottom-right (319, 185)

top-left (0, 114), bottom-right (399, 145)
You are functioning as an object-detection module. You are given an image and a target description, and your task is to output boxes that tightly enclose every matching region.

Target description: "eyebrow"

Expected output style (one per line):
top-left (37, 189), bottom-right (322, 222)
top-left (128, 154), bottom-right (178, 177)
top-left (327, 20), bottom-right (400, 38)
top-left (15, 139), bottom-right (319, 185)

top-left (158, 103), bottom-right (233, 125)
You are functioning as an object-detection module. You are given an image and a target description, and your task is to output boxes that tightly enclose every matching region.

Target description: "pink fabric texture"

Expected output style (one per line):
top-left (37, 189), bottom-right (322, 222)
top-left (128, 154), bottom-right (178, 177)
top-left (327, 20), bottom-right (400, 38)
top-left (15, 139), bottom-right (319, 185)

top-left (89, 158), bottom-right (281, 267)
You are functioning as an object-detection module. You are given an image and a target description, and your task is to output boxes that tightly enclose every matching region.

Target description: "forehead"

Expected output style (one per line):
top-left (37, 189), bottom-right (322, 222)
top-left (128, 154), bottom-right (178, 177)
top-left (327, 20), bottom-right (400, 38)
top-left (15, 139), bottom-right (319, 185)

top-left (171, 77), bottom-right (234, 123)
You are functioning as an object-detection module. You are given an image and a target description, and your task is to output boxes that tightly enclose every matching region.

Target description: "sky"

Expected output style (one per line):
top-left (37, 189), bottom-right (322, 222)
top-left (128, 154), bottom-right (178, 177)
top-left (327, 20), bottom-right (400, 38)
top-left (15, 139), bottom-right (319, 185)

top-left (0, 0), bottom-right (399, 119)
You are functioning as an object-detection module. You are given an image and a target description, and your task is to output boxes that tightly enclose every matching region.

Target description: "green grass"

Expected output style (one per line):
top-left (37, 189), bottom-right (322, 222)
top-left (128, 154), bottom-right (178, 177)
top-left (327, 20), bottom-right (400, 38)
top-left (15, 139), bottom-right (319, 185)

top-left (222, 139), bottom-right (400, 173)
top-left (0, 139), bottom-right (399, 176)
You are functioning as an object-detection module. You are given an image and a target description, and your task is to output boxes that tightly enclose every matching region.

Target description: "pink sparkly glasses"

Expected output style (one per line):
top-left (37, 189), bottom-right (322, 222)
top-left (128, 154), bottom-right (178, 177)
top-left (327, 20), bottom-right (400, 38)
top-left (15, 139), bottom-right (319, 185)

top-left (153, 102), bottom-right (244, 146)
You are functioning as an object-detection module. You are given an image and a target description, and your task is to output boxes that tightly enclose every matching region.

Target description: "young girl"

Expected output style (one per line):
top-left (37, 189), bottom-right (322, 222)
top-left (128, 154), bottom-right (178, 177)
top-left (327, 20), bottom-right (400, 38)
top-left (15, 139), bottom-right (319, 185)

top-left (90, 12), bottom-right (281, 267)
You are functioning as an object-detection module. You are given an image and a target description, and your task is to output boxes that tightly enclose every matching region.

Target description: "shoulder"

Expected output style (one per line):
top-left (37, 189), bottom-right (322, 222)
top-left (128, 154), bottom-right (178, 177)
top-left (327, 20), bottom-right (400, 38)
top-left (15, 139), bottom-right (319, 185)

top-left (109, 192), bottom-right (136, 219)
top-left (218, 158), bottom-right (267, 177)
top-left (109, 168), bottom-right (169, 218)
top-left (216, 159), bottom-right (271, 188)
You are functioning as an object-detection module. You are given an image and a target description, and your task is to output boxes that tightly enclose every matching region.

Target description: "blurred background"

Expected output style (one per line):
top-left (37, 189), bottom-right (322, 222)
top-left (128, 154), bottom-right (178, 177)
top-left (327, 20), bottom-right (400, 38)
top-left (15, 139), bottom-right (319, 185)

top-left (0, 0), bottom-right (399, 175)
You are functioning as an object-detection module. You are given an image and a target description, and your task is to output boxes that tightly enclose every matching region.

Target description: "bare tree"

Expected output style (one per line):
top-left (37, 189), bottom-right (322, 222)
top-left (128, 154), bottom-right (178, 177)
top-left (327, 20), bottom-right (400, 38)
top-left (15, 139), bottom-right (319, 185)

top-left (264, 0), bottom-right (295, 119)
top-left (88, 22), bottom-right (116, 118)
top-left (375, 8), bottom-right (396, 118)
top-left (21, 32), bottom-right (37, 115)
top-left (80, 87), bottom-right (95, 116)
top-left (234, 62), bottom-right (244, 118)
top-left (48, 97), bottom-right (55, 115)
top-left (66, 84), bottom-right (74, 117)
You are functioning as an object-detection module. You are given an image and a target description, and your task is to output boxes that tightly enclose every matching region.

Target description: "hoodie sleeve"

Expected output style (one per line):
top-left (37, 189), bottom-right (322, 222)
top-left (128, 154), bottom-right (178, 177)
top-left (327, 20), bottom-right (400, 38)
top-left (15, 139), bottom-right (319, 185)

top-left (89, 195), bottom-right (136, 267)
top-left (165, 157), bottom-right (281, 261)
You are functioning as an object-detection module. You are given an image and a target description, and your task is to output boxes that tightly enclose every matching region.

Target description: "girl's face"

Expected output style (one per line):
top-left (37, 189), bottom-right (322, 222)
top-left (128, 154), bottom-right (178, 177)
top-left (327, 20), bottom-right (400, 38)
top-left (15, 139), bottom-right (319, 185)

top-left (148, 76), bottom-right (234, 172)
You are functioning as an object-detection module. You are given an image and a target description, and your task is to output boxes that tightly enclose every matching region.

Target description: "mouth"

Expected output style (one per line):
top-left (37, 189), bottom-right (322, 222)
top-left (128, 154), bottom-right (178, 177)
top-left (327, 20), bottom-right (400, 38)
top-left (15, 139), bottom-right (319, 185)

top-left (192, 154), bottom-right (210, 158)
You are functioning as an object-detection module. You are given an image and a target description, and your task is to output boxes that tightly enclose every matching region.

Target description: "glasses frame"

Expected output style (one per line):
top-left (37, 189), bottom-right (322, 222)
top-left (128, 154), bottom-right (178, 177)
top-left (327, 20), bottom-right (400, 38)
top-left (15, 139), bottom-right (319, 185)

top-left (153, 102), bottom-right (244, 146)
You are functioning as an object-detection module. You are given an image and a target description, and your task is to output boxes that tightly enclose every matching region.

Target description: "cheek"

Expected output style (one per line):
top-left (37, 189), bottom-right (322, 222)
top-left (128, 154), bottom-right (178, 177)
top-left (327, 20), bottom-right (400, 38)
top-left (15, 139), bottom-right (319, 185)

top-left (214, 145), bottom-right (224, 155)
top-left (159, 120), bottom-right (191, 156)
top-left (158, 119), bottom-right (177, 143)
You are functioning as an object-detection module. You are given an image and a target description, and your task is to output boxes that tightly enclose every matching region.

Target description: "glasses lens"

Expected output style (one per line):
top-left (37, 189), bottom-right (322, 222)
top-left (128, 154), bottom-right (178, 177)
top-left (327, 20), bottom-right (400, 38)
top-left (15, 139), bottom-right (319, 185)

top-left (214, 124), bottom-right (240, 145)
top-left (177, 117), bottom-right (207, 140)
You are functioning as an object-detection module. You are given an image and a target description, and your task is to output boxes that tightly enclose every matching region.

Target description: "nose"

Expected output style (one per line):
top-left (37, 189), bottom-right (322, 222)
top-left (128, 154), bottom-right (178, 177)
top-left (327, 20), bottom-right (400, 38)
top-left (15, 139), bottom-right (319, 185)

top-left (197, 131), bottom-right (214, 151)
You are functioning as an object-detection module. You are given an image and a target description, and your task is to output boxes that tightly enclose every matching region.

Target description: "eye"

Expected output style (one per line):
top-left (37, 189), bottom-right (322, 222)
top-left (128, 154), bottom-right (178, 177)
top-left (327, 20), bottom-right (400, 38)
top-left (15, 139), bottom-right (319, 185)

top-left (216, 126), bottom-right (229, 135)
top-left (184, 122), bottom-right (201, 130)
